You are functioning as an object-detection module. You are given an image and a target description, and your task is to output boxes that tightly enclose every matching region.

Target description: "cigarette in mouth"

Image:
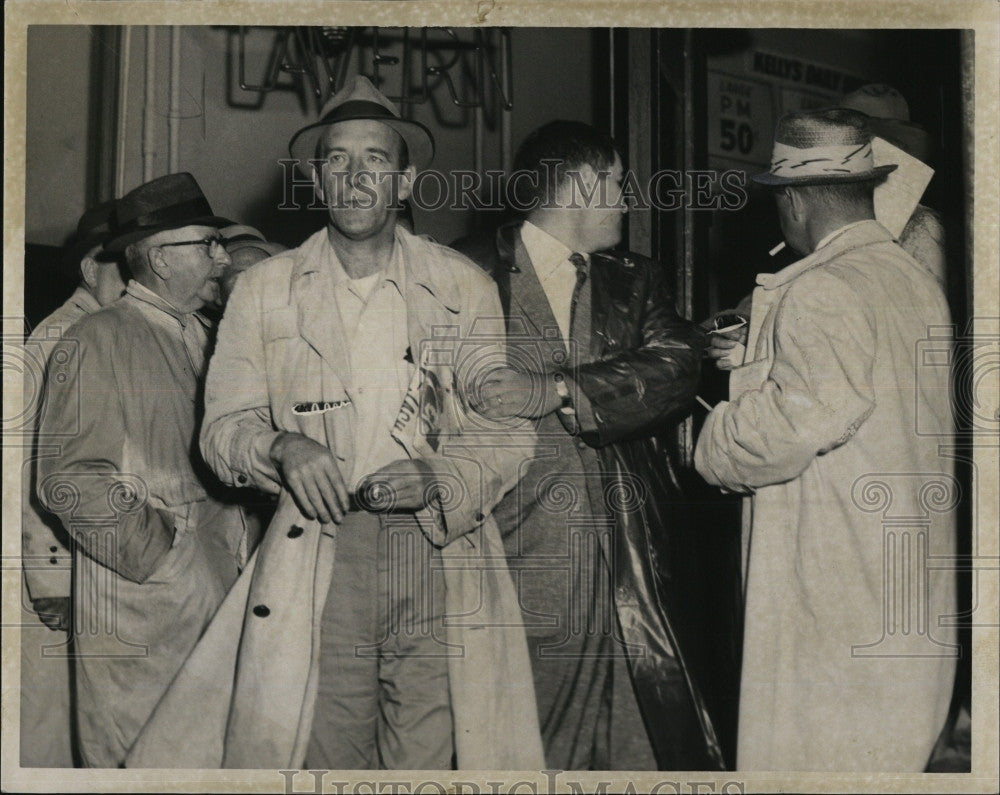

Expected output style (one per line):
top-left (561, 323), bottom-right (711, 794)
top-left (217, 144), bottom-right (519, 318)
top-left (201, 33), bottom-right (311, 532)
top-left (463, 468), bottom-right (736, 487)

top-left (769, 241), bottom-right (786, 256)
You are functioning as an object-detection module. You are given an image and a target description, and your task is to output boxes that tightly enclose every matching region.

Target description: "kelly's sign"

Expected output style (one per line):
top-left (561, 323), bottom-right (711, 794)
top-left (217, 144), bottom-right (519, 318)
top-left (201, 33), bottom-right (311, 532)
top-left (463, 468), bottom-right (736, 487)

top-left (751, 50), bottom-right (866, 94)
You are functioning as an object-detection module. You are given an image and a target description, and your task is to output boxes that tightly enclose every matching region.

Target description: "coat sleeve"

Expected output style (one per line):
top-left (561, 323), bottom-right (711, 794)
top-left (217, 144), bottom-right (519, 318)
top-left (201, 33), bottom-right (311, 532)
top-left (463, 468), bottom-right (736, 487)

top-left (694, 270), bottom-right (877, 492)
top-left (22, 330), bottom-right (73, 599)
top-left (36, 328), bottom-right (175, 584)
top-left (200, 273), bottom-right (283, 495)
top-left (569, 259), bottom-right (706, 447)
top-left (419, 277), bottom-right (536, 546)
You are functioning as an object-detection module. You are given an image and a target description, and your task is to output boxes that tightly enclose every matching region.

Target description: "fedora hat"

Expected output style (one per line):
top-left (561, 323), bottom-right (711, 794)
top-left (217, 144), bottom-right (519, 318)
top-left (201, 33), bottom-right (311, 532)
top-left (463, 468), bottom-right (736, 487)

top-left (288, 75), bottom-right (435, 175)
top-left (839, 83), bottom-right (933, 163)
top-left (753, 108), bottom-right (898, 187)
top-left (105, 172), bottom-right (233, 253)
top-left (62, 199), bottom-right (118, 270)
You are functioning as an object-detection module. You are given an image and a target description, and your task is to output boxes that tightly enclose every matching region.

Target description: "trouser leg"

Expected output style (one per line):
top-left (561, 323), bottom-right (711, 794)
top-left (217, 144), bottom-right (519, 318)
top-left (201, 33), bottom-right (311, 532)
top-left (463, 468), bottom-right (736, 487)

top-left (524, 521), bottom-right (617, 770)
top-left (307, 512), bottom-right (453, 770)
top-left (375, 517), bottom-right (453, 769)
top-left (306, 511), bottom-right (380, 769)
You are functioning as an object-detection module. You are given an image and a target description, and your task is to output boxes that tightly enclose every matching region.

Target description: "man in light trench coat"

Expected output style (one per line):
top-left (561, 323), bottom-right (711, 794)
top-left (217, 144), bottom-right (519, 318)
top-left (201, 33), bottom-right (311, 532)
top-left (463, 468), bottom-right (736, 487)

top-left (695, 108), bottom-right (958, 771)
top-left (126, 76), bottom-right (543, 770)
top-left (36, 173), bottom-right (252, 767)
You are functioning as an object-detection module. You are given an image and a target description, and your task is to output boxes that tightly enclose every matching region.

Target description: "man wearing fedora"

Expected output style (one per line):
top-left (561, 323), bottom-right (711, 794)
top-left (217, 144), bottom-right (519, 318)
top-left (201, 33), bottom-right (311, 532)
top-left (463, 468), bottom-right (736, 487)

top-left (707, 84), bottom-right (947, 374)
top-left (189, 75), bottom-right (542, 769)
top-left (20, 200), bottom-right (126, 767)
top-left (695, 108), bottom-right (956, 771)
top-left (36, 173), bottom-right (253, 767)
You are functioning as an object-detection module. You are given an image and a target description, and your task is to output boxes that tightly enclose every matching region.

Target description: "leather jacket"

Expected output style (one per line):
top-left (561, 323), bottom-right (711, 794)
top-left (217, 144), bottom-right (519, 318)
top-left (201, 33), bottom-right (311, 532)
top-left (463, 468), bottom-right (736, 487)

top-left (454, 222), bottom-right (725, 770)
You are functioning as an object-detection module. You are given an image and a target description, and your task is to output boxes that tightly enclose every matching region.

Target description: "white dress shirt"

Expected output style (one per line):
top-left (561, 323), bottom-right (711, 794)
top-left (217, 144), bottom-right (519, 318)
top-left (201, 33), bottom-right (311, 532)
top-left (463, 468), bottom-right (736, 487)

top-left (325, 243), bottom-right (412, 489)
top-left (520, 221), bottom-right (586, 349)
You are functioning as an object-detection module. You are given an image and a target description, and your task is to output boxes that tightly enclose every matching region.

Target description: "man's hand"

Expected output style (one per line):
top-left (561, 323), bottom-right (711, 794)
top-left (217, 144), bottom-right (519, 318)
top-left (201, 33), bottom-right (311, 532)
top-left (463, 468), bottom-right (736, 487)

top-left (32, 596), bottom-right (71, 632)
top-left (357, 459), bottom-right (437, 511)
top-left (471, 367), bottom-right (560, 419)
top-left (705, 313), bottom-right (749, 372)
top-left (269, 432), bottom-right (350, 523)
top-left (706, 327), bottom-right (748, 371)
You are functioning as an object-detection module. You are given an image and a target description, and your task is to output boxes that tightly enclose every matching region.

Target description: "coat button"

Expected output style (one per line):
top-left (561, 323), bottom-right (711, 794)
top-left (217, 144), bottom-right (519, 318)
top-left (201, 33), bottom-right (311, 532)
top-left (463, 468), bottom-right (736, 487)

top-left (49, 557), bottom-right (58, 565)
top-left (237, 474), bottom-right (248, 485)
top-left (287, 525), bottom-right (304, 538)
top-left (474, 512), bottom-right (485, 523)
top-left (49, 546), bottom-right (58, 553)
top-left (252, 605), bottom-right (270, 618)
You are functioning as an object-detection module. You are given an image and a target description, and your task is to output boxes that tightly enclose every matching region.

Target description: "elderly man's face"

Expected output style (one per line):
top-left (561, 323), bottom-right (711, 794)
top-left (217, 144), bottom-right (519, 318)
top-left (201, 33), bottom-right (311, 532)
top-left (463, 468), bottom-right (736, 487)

top-left (315, 119), bottom-right (413, 241)
top-left (146, 224), bottom-right (230, 312)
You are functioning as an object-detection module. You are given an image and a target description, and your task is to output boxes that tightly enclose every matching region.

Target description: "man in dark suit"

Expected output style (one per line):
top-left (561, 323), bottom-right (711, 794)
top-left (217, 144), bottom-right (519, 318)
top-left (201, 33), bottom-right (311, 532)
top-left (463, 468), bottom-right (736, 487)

top-left (455, 120), bottom-right (723, 770)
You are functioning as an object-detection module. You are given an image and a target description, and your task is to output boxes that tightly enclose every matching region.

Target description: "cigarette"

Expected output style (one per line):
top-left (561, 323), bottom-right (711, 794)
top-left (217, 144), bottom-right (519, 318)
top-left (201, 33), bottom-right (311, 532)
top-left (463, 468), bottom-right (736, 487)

top-left (696, 395), bottom-right (713, 412)
top-left (769, 241), bottom-right (786, 256)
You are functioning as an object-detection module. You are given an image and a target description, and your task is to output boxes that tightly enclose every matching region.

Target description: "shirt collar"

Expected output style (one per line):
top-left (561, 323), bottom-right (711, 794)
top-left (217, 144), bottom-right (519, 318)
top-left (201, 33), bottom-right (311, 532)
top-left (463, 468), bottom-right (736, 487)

top-left (812, 219), bottom-right (871, 253)
top-left (126, 280), bottom-right (203, 326)
top-left (757, 219), bottom-right (890, 290)
top-left (69, 286), bottom-right (102, 315)
top-left (520, 221), bottom-right (578, 280)
top-left (323, 231), bottom-right (406, 301)
top-left (292, 224), bottom-right (460, 313)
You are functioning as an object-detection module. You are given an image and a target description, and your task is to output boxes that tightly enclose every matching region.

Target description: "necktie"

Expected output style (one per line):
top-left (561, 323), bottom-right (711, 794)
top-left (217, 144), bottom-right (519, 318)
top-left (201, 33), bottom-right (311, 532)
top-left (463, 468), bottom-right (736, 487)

top-left (568, 252), bottom-right (591, 366)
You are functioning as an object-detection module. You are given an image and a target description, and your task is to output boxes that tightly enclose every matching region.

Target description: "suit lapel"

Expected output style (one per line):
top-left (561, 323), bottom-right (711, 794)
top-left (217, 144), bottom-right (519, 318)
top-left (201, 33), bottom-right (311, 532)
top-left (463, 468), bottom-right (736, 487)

top-left (508, 233), bottom-right (569, 374)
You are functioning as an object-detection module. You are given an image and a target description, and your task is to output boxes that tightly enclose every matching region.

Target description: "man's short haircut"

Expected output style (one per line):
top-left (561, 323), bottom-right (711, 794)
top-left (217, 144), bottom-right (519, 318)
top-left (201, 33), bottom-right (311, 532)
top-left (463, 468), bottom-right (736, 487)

top-left (512, 120), bottom-right (619, 208)
top-left (792, 180), bottom-right (877, 214)
top-left (313, 123), bottom-right (411, 171)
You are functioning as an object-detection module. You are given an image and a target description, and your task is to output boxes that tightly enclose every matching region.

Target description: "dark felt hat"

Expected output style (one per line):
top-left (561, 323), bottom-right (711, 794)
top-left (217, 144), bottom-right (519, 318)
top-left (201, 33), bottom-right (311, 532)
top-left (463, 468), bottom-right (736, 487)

top-left (752, 108), bottom-right (898, 187)
top-left (288, 75), bottom-right (435, 175)
top-left (62, 199), bottom-right (118, 269)
top-left (105, 172), bottom-right (233, 253)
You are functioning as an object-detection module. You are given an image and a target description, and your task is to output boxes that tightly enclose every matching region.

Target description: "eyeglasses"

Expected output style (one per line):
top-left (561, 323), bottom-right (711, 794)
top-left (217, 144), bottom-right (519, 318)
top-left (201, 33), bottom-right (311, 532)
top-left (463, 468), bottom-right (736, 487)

top-left (155, 233), bottom-right (227, 256)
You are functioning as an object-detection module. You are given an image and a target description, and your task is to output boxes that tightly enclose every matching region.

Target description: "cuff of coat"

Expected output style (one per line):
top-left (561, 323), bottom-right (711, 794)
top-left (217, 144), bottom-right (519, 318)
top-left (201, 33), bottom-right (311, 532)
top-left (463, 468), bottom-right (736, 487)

top-left (693, 401), bottom-right (752, 495)
top-left (23, 565), bottom-right (72, 601)
top-left (418, 454), bottom-right (496, 546)
top-left (231, 429), bottom-right (283, 494)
